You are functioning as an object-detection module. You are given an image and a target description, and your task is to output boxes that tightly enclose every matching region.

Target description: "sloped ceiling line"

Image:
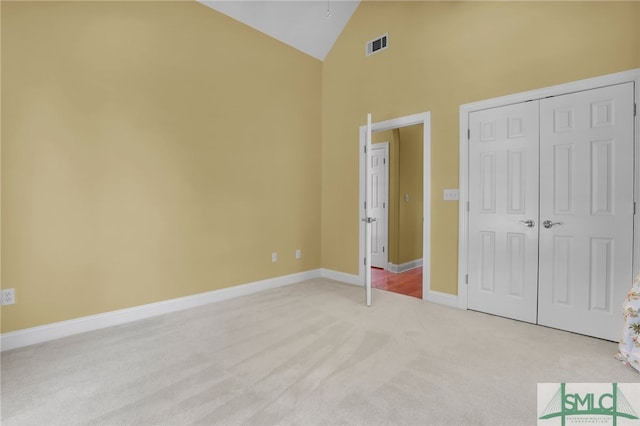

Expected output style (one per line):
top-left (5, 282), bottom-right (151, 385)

top-left (199, 1), bottom-right (361, 61)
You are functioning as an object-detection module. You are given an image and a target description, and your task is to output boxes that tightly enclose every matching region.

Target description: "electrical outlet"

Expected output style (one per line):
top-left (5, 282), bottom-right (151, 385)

top-left (272, 252), bottom-right (278, 262)
top-left (1, 289), bottom-right (15, 306)
top-left (295, 249), bottom-right (301, 259)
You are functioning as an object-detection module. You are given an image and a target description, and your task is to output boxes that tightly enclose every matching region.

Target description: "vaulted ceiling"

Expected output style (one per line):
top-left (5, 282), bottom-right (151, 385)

top-left (198, 1), bottom-right (361, 61)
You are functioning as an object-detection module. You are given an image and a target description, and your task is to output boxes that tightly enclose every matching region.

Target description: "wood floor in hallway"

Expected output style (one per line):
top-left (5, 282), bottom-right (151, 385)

top-left (371, 266), bottom-right (422, 299)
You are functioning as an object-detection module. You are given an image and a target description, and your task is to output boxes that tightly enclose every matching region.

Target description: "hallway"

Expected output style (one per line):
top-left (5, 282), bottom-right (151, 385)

top-left (371, 267), bottom-right (422, 299)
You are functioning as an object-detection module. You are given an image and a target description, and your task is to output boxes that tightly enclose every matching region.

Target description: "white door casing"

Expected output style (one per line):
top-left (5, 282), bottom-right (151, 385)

top-left (370, 143), bottom-right (389, 269)
top-left (467, 101), bottom-right (540, 323)
top-left (359, 112), bottom-right (432, 303)
top-left (537, 82), bottom-right (635, 341)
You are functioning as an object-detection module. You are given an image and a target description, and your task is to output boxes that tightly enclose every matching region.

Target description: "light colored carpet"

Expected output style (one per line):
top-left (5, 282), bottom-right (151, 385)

top-left (1, 278), bottom-right (638, 425)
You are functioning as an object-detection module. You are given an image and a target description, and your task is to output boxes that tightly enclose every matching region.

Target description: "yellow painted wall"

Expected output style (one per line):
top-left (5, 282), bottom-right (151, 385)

top-left (397, 124), bottom-right (423, 265)
top-left (1, 1), bottom-right (322, 332)
top-left (2, 0), bottom-right (639, 334)
top-left (321, 1), bottom-right (640, 294)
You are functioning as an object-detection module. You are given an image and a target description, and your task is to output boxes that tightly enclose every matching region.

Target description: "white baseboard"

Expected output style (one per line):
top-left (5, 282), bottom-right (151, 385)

top-left (426, 290), bottom-right (459, 309)
top-left (320, 268), bottom-right (362, 286)
top-left (387, 258), bottom-right (422, 273)
top-left (1, 269), bottom-right (322, 352)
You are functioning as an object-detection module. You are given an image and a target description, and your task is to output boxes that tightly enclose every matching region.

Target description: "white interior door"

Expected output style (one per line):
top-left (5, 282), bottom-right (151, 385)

top-left (364, 113), bottom-right (373, 307)
top-left (537, 82), bottom-right (635, 341)
top-left (370, 143), bottom-right (389, 269)
top-left (467, 101), bottom-right (541, 323)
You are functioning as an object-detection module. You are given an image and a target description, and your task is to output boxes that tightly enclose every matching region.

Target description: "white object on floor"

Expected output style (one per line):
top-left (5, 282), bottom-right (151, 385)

top-left (616, 272), bottom-right (640, 372)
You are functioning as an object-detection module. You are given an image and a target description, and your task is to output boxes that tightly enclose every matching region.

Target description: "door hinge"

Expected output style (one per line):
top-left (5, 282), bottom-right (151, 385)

top-left (465, 274), bottom-right (468, 285)
top-left (634, 202), bottom-right (637, 215)
top-left (364, 201), bottom-right (367, 209)
top-left (364, 145), bottom-right (367, 154)
top-left (383, 246), bottom-right (385, 253)
top-left (634, 103), bottom-right (637, 117)
top-left (383, 158), bottom-right (386, 165)
top-left (467, 128), bottom-right (470, 140)
top-left (364, 257), bottom-right (367, 266)
top-left (466, 201), bottom-right (470, 212)
top-left (383, 202), bottom-right (386, 208)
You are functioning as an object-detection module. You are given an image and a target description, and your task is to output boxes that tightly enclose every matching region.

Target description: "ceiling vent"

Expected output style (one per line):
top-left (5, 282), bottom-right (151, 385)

top-left (366, 33), bottom-right (388, 57)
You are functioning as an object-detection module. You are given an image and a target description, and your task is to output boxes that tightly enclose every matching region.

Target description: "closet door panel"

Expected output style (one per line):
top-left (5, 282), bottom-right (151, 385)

top-left (538, 82), bottom-right (635, 341)
top-left (467, 101), bottom-right (540, 323)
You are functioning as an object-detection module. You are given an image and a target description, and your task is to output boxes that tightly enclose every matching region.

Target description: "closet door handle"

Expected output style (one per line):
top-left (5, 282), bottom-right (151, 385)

top-left (543, 220), bottom-right (563, 229)
top-left (518, 220), bottom-right (535, 228)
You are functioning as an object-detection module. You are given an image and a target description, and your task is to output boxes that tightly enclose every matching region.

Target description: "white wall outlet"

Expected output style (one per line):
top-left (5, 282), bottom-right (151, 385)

top-left (1, 288), bottom-right (15, 306)
top-left (444, 189), bottom-right (459, 201)
top-left (272, 252), bottom-right (278, 262)
top-left (296, 249), bottom-right (301, 259)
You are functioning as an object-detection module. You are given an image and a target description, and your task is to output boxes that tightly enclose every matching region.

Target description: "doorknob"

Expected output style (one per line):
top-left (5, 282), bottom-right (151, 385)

top-left (543, 220), bottom-right (563, 229)
top-left (361, 217), bottom-right (377, 223)
top-left (518, 220), bottom-right (535, 228)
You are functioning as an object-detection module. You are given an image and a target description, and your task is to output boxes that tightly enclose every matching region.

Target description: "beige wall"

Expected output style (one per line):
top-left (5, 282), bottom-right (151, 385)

top-left (2, 1), bottom-right (639, 334)
top-left (321, 1), bottom-right (640, 294)
top-left (397, 124), bottom-right (423, 265)
top-left (1, 1), bottom-right (322, 332)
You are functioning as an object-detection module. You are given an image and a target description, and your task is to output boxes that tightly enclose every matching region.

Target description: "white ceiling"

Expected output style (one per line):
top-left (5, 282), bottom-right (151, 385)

top-left (198, 1), bottom-right (361, 61)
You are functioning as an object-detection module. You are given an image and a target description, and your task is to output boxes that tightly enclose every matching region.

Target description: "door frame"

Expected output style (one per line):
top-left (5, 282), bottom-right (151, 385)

top-left (359, 112), bottom-right (431, 301)
top-left (371, 142), bottom-right (389, 269)
top-left (457, 68), bottom-right (640, 310)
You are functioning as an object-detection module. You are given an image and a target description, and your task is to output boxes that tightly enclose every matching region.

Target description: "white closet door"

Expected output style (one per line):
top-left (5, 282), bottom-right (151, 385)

top-left (468, 101), bottom-right (540, 323)
top-left (370, 144), bottom-right (389, 269)
top-left (538, 83), bottom-right (635, 341)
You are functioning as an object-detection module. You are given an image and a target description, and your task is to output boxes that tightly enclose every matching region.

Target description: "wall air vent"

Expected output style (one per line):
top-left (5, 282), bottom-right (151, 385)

top-left (366, 33), bottom-right (388, 57)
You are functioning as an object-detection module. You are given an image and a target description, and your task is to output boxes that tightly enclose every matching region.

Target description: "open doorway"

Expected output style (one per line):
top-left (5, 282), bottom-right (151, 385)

top-left (370, 125), bottom-right (423, 299)
top-left (359, 112), bottom-right (431, 303)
